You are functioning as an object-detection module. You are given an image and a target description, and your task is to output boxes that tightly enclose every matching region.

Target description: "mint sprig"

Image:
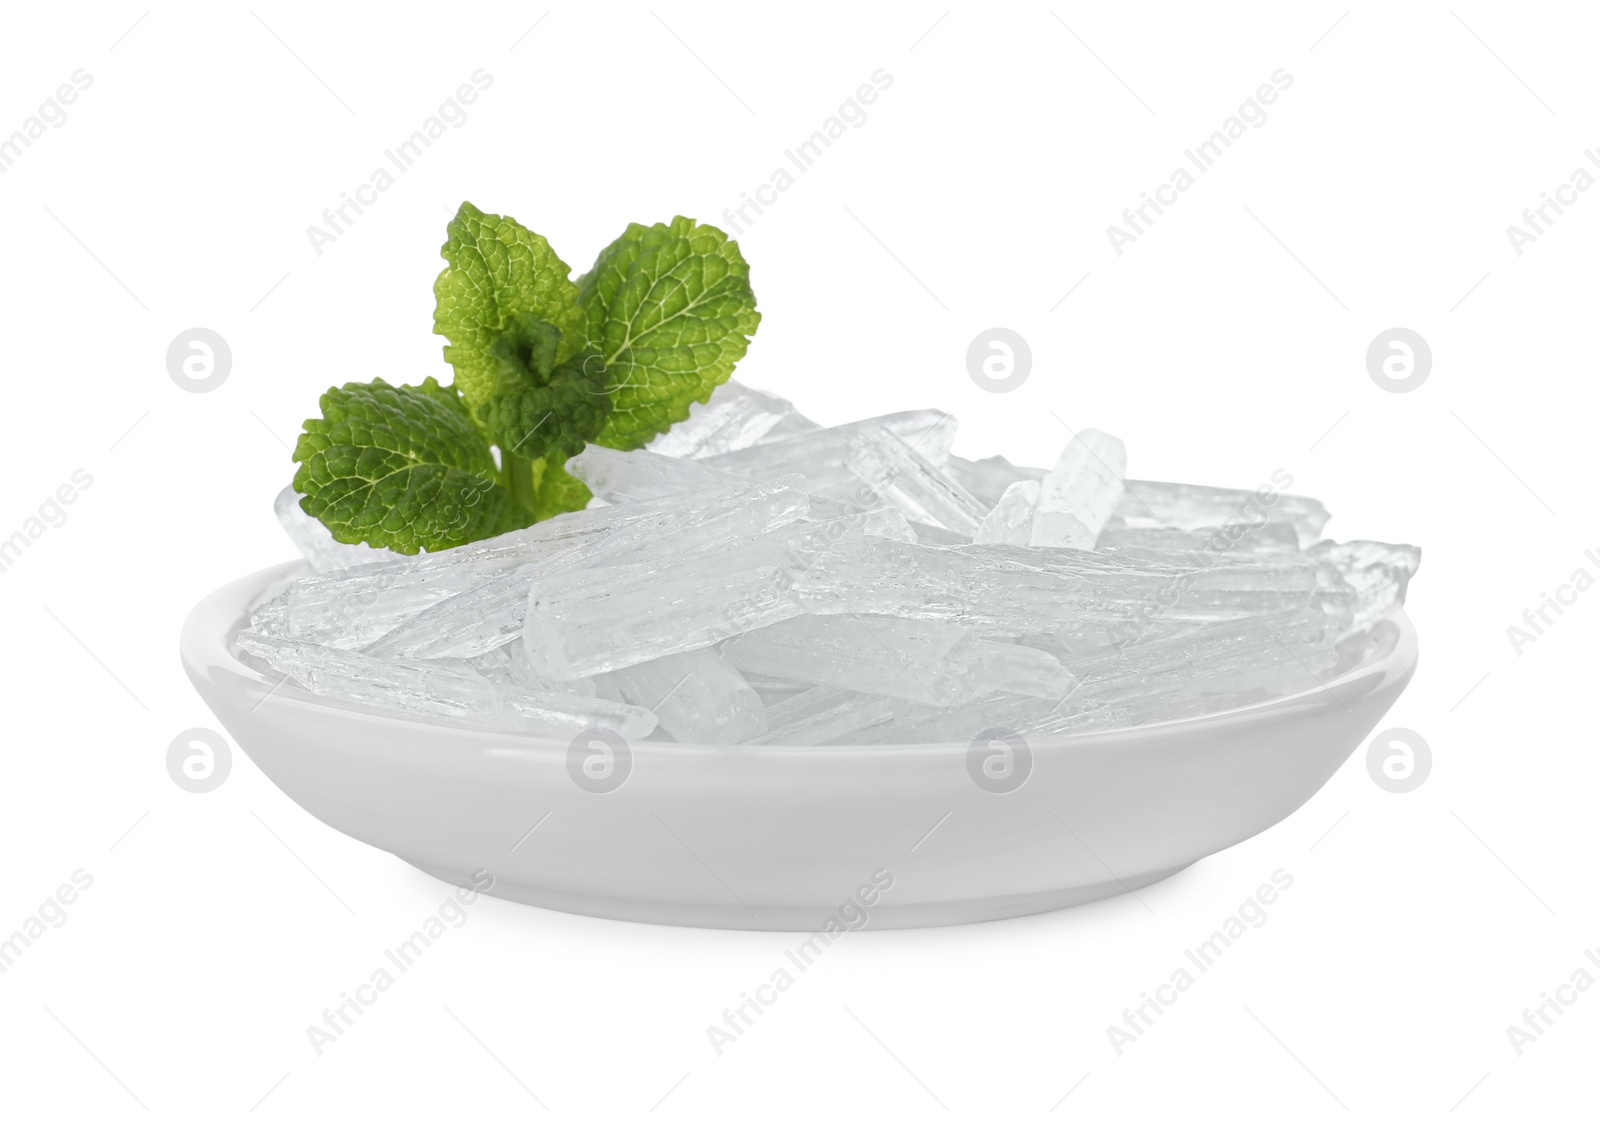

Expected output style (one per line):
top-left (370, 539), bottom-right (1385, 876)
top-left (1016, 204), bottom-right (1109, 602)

top-left (291, 202), bottom-right (760, 554)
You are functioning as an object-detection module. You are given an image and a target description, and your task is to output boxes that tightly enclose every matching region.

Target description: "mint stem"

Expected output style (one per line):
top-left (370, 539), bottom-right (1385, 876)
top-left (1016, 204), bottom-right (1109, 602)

top-left (503, 450), bottom-right (539, 519)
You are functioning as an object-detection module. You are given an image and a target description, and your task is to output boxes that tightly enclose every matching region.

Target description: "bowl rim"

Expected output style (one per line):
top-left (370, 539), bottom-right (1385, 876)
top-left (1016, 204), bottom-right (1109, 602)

top-left (185, 560), bottom-right (1419, 759)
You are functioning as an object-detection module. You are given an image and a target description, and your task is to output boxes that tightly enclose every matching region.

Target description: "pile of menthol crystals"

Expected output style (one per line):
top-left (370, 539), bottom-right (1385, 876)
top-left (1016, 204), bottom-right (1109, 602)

top-left (242, 381), bottom-right (1421, 746)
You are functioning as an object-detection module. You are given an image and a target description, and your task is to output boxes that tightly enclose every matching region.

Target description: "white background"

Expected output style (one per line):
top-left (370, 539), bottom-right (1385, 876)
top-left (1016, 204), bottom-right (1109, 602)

top-left (1, 2), bottom-right (1595, 1118)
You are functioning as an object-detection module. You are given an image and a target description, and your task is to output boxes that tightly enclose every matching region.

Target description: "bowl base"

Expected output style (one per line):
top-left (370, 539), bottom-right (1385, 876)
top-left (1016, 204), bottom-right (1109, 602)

top-left (402, 858), bottom-right (1194, 931)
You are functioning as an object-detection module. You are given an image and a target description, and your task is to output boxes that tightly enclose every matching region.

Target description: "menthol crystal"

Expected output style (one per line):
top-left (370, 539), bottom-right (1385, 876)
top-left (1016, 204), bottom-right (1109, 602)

top-left (746, 686), bottom-right (907, 746)
top-left (787, 535), bottom-right (1336, 637)
top-left (255, 475), bottom-right (808, 649)
top-left (949, 458), bottom-right (1331, 548)
top-left (568, 444), bottom-right (752, 504)
top-left (243, 386), bottom-right (1419, 744)
top-left (1031, 429), bottom-right (1126, 548)
top-left (974, 480), bottom-right (1040, 545)
top-left (237, 631), bottom-right (656, 737)
top-left (644, 379), bottom-right (814, 458)
top-left (359, 476), bottom-right (809, 660)
top-left (945, 454), bottom-right (1044, 507)
top-left (723, 614), bottom-right (1026, 707)
top-left (599, 648), bottom-right (766, 743)
top-left (842, 428), bottom-right (988, 534)
top-left (1112, 480), bottom-right (1331, 548)
top-left (520, 509), bottom-right (914, 680)
top-left (699, 411), bottom-right (960, 502)
top-left (1097, 522), bottom-right (1301, 554)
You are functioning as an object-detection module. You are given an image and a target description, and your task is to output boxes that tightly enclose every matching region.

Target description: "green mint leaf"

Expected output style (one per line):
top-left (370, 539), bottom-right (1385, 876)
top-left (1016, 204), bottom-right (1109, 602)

top-left (478, 329), bottom-right (613, 463)
top-left (433, 202), bottom-right (585, 418)
top-left (415, 373), bottom-right (475, 418)
top-left (528, 456), bottom-right (593, 522)
top-left (578, 217), bottom-right (760, 449)
top-left (489, 312), bottom-right (564, 387)
top-left (292, 377), bottom-right (508, 554)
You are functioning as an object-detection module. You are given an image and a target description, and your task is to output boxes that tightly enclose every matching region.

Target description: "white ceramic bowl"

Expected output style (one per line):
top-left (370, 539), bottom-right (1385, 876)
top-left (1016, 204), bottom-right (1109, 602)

top-left (181, 562), bottom-right (1418, 931)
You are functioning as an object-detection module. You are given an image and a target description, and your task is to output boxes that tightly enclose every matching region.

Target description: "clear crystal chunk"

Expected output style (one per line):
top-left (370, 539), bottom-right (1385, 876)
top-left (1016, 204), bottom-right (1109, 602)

top-left (1031, 429), bottom-right (1126, 548)
top-left (521, 509), bottom-right (914, 680)
top-left (237, 632), bottom-right (656, 737)
top-left (599, 649), bottom-right (766, 743)
top-left (644, 380), bottom-right (814, 458)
